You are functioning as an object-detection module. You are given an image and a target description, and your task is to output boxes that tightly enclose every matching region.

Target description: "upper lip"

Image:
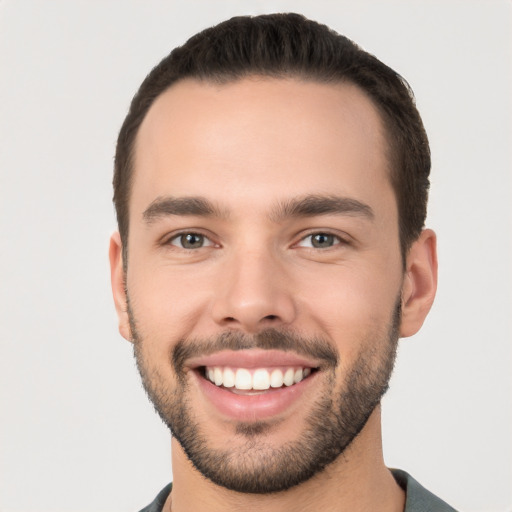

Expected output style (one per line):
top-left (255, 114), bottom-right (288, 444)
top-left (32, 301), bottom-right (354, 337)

top-left (187, 349), bottom-right (321, 370)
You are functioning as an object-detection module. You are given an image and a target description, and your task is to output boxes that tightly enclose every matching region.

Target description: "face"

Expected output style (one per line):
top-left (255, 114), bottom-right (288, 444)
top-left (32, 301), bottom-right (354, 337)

top-left (112, 78), bottom-right (420, 493)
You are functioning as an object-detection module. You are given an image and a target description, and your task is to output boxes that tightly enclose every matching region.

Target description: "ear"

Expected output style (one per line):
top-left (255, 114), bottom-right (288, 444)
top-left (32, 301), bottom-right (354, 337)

top-left (400, 229), bottom-right (438, 338)
top-left (109, 232), bottom-right (132, 342)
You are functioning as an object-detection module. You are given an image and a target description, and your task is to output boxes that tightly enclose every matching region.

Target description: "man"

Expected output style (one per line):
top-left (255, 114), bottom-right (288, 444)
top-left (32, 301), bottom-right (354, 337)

top-left (109, 13), bottom-right (455, 512)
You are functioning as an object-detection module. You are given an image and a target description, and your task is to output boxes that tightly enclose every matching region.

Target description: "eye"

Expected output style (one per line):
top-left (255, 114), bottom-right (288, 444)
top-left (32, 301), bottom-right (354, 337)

top-left (168, 232), bottom-right (214, 249)
top-left (297, 232), bottom-right (343, 249)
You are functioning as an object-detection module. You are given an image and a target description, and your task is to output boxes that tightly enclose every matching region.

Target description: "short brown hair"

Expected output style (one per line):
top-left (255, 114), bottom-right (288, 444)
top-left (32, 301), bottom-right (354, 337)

top-left (114, 13), bottom-right (430, 263)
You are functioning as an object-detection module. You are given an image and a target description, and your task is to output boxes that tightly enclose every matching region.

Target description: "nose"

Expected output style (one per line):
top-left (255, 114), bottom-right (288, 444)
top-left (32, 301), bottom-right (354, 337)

top-left (211, 247), bottom-right (297, 332)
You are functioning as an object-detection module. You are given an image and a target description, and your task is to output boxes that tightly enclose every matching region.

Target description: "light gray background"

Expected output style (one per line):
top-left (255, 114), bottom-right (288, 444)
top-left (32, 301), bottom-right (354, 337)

top-left (1, 1), bottom-right (511, 511)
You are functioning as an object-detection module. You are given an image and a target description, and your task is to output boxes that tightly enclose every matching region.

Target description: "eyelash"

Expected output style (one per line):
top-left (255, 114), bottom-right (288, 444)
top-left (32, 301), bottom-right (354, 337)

top-left (165, 231), bottom-right (216, 249)
top-left (295, 231), bottom-right (349, 249)
top-left (163, 230), bottom-right (349, 251)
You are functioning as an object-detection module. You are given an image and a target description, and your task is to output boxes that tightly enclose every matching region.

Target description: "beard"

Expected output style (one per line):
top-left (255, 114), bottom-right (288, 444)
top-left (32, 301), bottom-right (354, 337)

top-left (130, 300), bottom-right (400, 494)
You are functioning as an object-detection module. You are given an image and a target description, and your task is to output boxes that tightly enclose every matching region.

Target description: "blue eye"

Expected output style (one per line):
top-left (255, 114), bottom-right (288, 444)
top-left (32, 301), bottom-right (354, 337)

top-left (169, 233), bottom-right (213, 249)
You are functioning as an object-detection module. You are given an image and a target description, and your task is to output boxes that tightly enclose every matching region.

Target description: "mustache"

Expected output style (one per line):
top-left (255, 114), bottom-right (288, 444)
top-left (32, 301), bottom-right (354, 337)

top-left (172, 328), bottom-right (339, 375)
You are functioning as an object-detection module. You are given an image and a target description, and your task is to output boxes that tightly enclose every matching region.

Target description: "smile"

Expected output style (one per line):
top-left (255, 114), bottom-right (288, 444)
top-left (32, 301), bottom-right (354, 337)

top-left (187, 349), bottom-right (322, 421)
top-left (203, 366), bottom-right (313, 392)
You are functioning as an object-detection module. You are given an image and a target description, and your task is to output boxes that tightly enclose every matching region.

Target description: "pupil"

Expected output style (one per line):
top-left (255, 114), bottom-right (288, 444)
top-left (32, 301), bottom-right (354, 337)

top-left (313, 233), bottom-right (333, 248)
top-left (182, 233), bottom-right (203, 248)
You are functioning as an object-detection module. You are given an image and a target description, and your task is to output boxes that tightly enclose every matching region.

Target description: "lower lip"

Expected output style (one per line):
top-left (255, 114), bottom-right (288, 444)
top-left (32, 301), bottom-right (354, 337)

top-left (193, 371), bottom-right (317, 422)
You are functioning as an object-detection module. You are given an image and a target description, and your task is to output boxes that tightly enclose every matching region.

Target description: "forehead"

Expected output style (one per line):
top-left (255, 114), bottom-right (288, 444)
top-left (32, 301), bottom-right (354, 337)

top-left (132, 77), bottom-right (393, 221)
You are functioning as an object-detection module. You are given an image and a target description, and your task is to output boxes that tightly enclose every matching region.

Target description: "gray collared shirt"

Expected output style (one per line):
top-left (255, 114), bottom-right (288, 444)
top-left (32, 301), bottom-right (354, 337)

top-left (139, 469), bottom-right (458, 511)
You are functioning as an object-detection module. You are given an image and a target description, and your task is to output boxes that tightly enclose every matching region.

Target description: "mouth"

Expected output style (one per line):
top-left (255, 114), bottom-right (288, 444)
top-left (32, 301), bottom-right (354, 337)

top-left (200, 365), bottom-right (316, 394)
top-left (187, 349), bottom-right (322, 421)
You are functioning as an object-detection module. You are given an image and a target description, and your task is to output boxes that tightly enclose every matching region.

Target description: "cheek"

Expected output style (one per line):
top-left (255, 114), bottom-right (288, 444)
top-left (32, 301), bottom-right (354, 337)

top-left (126, 260), bottom-right (213, 343)
top-left (295, 262), bottom-right (401, 353)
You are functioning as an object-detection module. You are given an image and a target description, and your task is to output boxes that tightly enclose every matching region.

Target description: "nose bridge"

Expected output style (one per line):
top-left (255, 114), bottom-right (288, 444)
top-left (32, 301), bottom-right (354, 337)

top-left (212, 241), bottom-right (296, 331)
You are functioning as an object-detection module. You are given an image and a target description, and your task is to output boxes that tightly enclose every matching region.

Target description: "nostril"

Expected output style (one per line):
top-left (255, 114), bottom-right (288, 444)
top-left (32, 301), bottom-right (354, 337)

top-left (264, 315), bottom-right (278, 321)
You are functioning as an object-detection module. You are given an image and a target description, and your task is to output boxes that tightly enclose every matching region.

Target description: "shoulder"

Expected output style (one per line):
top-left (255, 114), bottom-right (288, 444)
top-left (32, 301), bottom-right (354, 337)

top-left (138, 483), bottom-right (172, 512)
top-left (391, 469), bottom-right (458, 512)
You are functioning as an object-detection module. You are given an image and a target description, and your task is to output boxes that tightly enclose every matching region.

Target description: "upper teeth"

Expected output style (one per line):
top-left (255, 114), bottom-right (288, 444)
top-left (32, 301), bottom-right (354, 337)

top-left (206, 367), bottom-right (311, 390)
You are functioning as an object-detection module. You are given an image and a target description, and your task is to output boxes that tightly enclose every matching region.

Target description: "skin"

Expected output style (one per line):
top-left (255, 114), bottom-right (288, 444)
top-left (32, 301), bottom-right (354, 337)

top-left (110, 77), bottom-right (437, 512)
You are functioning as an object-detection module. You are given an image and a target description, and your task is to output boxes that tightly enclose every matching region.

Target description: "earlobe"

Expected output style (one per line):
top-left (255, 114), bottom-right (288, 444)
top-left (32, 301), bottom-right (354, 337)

top-left (109, 232), bottom-right (132, 342)
top-left (400, 229), bottom-right (438, 338)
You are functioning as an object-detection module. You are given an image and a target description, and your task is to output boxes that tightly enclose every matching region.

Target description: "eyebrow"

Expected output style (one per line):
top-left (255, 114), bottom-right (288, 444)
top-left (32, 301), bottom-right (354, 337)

top-left (142, 196), bottom-right (226, 223)
top-left (270, 194), bottom-right (374, 222)
top-left (142, 194), bottom-right (374, 224)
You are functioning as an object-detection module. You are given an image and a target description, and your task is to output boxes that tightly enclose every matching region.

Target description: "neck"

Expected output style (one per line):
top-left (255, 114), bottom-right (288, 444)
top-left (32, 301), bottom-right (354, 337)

top-left (166, 406), bottom-right (404, 512)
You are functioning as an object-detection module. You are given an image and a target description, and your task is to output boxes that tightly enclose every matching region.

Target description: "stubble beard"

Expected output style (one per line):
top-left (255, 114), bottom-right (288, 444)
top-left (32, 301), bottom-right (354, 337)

top-left (130, 301), bottom-right (400, 494)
